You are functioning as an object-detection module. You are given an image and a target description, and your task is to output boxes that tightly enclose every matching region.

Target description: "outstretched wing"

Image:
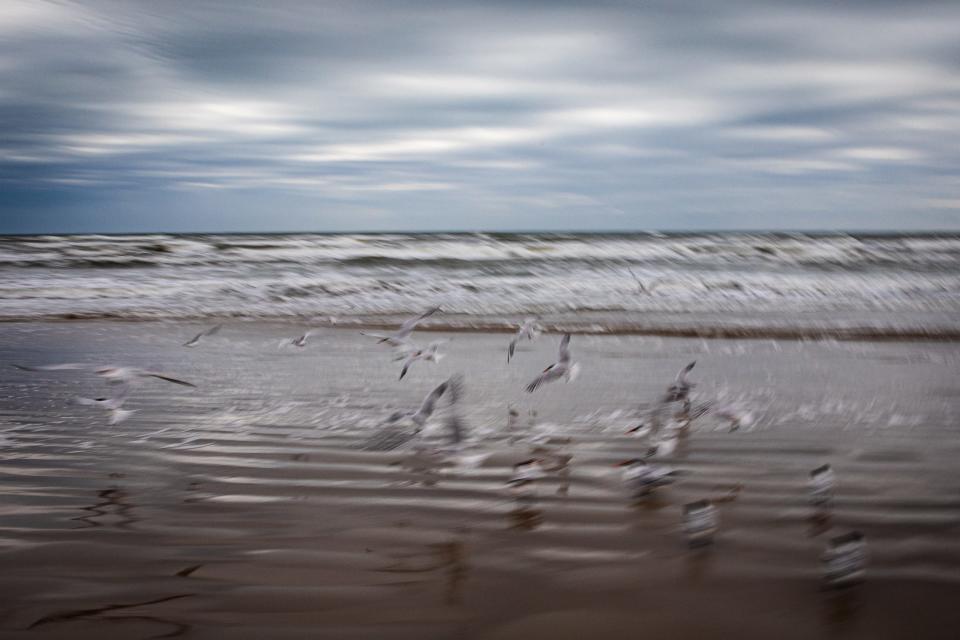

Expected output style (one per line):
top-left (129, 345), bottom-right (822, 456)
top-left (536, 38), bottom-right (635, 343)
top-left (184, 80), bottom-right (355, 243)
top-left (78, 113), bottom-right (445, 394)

top-left (362, 423), bottom-right (417, 451)
top-left (399, 306), bottom-right (441, 333)
top-left (184, 324), bottom-right (221, 347)
top-left (12, 363), bottom-right (89, 372)
top-left (142, 372), bottom-right (196, 387)
top-left (676, 360), bottom-right (696, 383)
top-left (398, 354), bottom-right (416, 380)
top-left (507, 337), bottom-right (518, 362)
top-left (361, 331), bottom-right (409, 347)
top-left (442, 374), bottom-right (468, 445)
top-left (557, 334), bottom-right (572, 363)
top-left (524, 365), bottom-right (557, 393)
top-left (415, 380), bottom-right (448, 420)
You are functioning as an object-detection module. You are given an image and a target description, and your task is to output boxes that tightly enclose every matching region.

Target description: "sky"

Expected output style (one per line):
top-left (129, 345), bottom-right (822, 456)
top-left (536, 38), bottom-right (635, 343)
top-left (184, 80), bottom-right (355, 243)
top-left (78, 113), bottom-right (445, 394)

top-left (1, 0), bottom-right (959, 233)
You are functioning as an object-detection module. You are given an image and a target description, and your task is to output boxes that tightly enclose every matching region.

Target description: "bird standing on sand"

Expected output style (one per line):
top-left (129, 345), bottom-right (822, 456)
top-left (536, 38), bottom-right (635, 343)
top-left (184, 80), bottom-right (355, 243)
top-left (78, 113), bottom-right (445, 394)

top-left (684, 499), bottom-right (719, 547)
top-left (616, 458), bottom-right (678, 498)
top-left (524, 334), bottom-right (580, 392)
top-left (361, 306), bottom-right (441, 347)
top-left (507, 317), bottom-right (540, 363)
top-left (809, 464), bottom-right (835, 507)
top-left (822, 531), bottom-right (867, 588)
top-left (285, 330), bottom-right (313, 348)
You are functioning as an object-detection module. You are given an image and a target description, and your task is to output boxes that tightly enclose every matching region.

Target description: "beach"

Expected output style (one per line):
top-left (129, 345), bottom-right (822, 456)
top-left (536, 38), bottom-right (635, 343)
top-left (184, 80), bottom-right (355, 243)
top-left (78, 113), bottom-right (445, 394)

top-left (1, 321), bottom-right (958, 639)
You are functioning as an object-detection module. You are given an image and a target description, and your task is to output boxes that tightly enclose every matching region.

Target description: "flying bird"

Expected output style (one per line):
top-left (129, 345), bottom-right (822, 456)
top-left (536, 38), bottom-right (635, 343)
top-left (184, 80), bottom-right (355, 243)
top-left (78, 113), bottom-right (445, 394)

top-left (362, 375), bottom-right (458, 451)
top-left (12, 364), bottom-right (195, 388)
top-left (75, 385), bottom-right (135, 424)
top-left (664, 361), bottom-right (697, 403)
top-left (710, 402), bottom-right (756, 431)
top-left (524, 334), bottom-right (579, 393)
top-left (507, 317), bottom-right (540, 363)
top-left (183, 324), bottom-right (222, 347)
top-left (280, 330), bottom-right (314, 348)
top-left (361, 306), bottom-right (441, 347)
top-left (396, 340), bottom-right (447, 380)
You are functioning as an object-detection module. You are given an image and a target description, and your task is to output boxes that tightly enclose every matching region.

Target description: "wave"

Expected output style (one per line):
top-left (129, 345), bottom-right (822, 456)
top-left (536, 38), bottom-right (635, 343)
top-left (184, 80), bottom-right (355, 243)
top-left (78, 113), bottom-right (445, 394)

top-left (1, 232), bottom-right (959, 334)
top-left (2, 232), bottom-right (959, 271)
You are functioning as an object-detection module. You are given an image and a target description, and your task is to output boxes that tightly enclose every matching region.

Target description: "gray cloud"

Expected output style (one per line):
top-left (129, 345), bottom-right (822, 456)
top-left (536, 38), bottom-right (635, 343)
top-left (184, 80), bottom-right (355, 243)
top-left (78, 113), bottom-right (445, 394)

top-left (1, 0), bottom-right (959, 232)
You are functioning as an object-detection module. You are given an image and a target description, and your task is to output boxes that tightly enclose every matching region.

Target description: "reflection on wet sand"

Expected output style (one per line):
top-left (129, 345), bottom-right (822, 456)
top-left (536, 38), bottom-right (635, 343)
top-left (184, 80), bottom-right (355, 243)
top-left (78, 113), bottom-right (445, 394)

top-left (72, 486), bottom-right (138, 530)
top-left (1, 325), bottom-right (958, 639)
top-left (27, 594), bottom-right (193, 638)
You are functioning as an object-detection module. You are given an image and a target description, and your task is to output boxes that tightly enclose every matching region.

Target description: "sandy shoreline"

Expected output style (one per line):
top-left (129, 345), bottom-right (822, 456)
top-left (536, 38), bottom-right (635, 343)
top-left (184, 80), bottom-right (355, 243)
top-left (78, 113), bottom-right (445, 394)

top-left (1, 322), bottom-right (959, 638)
top-left (2, 313), bottom-right (959, 342)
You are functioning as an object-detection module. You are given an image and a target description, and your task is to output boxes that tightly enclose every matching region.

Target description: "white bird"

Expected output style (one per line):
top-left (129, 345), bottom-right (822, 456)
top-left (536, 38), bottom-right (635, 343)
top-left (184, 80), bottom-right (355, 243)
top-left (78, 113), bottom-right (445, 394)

top-left (646, 433), bottom-right (679, 458)
top-left (664, 361), bottom-right (697, 402)
top-left (507, 317), bottom-right (540, 363)
top-left (711, 402), bottom-right (756, 431)
top-left (616, 458), bottom-right (678, 498)
top-left (285, 330), bottom-right (313, 348)
top-left (13, 364), bottom-right (195, 388)
top-left (809, 464), bottom-right (834, 506)
top-left (822, 531), bottom-right (867, 588)
top-left (395, 340), bottom-right (447, 380)
top-left (75, 384), bottom-right (135, 424)
top-left (183, 324), bottom-right (222, 347)
top-left (362, 375), bottom-right (460, 451)
top-left (524, 334), bottom-right (579, 393)
top-left (684, 499), bottom-right (719, 547)
top-left (361, 306), bottom-right (441, 347)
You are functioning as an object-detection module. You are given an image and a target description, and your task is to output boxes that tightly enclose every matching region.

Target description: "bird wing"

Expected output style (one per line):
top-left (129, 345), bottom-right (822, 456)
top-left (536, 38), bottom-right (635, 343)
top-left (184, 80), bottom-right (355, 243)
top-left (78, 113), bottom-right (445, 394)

top-left (361, 331), bottom-right (408, 347)
top-left (398, 354), bottom-right (418, 380)
top-left (557, 334), bottom-right (571, 363)
top-left (184, 324), bottom-right (221, 346)
top-left (524, 364), bottom-right (558, 393)
top-left (142, 372), bottom-right (196, 387)
top-left (676, 360), bottom-right (696, 383)
top-left (12, 363), bottom-right (90, 372)
top-left (362, 423), bottom-right (416, 451)
top-left (507, 337), bottom-right (518, 362)
top-left (442, 374), bottom-right (468, 444)
top-left (399, 306), bottom-right (441, 332)
top-left (415, 380), bottom-right (448, 420)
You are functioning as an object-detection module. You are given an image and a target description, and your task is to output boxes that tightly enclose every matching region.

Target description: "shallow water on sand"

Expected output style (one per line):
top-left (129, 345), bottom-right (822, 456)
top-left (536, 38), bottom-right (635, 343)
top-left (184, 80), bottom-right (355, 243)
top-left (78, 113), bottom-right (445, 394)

top-left (0, 323), bottom-right (958, 639)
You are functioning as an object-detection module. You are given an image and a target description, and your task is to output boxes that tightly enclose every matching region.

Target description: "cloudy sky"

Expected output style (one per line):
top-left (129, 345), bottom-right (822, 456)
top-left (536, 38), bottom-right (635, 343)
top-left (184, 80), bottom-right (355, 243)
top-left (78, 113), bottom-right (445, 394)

top-left (2, 0), bottom-right (959, 233)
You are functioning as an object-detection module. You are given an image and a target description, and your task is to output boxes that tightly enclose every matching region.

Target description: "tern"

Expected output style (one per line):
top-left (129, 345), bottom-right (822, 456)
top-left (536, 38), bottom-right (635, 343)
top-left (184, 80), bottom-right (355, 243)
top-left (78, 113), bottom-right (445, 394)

top-left (183, 324), bottom-right (222, 348)
top-left (507, 317), bottom-right (540, 363)
top-left (396, 340), bottom-right (447, 380)
top-left (362, 374), bottom-right (462, 451)
top-left (361, 307), bottom-right (441, 347)
top-left (13, 364), bottom-right (195, 387)
top-left (524, 334), bottom-right (579, 393)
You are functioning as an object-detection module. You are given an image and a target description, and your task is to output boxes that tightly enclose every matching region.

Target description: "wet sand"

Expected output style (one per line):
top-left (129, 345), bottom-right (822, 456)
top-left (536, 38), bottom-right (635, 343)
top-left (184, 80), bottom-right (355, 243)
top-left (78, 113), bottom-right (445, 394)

top-left (1, 322), bottom-right (959, 639)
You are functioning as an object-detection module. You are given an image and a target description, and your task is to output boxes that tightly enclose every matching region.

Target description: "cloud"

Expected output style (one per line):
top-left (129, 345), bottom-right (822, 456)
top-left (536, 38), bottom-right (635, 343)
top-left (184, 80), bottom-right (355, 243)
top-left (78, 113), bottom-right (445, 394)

top-left (0, 0), bottom-right (958, 231)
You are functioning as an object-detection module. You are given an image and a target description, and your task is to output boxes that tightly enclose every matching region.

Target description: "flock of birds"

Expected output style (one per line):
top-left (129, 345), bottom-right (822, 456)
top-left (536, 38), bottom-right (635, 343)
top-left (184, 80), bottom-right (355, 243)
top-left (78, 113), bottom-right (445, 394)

top-left (9, 307), bottom-right (866, 589)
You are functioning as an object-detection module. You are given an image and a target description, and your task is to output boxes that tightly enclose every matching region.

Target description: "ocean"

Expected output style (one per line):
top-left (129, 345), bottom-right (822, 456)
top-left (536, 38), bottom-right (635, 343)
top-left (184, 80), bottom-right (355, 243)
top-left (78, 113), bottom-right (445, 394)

top-left (2, 232), bottom-right (958, 337)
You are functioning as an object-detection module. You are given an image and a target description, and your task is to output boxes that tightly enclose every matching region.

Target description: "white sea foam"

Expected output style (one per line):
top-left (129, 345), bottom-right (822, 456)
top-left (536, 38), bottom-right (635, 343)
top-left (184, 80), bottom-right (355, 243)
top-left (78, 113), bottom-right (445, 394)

top-left (0, 232), bottom-right (958, 336)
